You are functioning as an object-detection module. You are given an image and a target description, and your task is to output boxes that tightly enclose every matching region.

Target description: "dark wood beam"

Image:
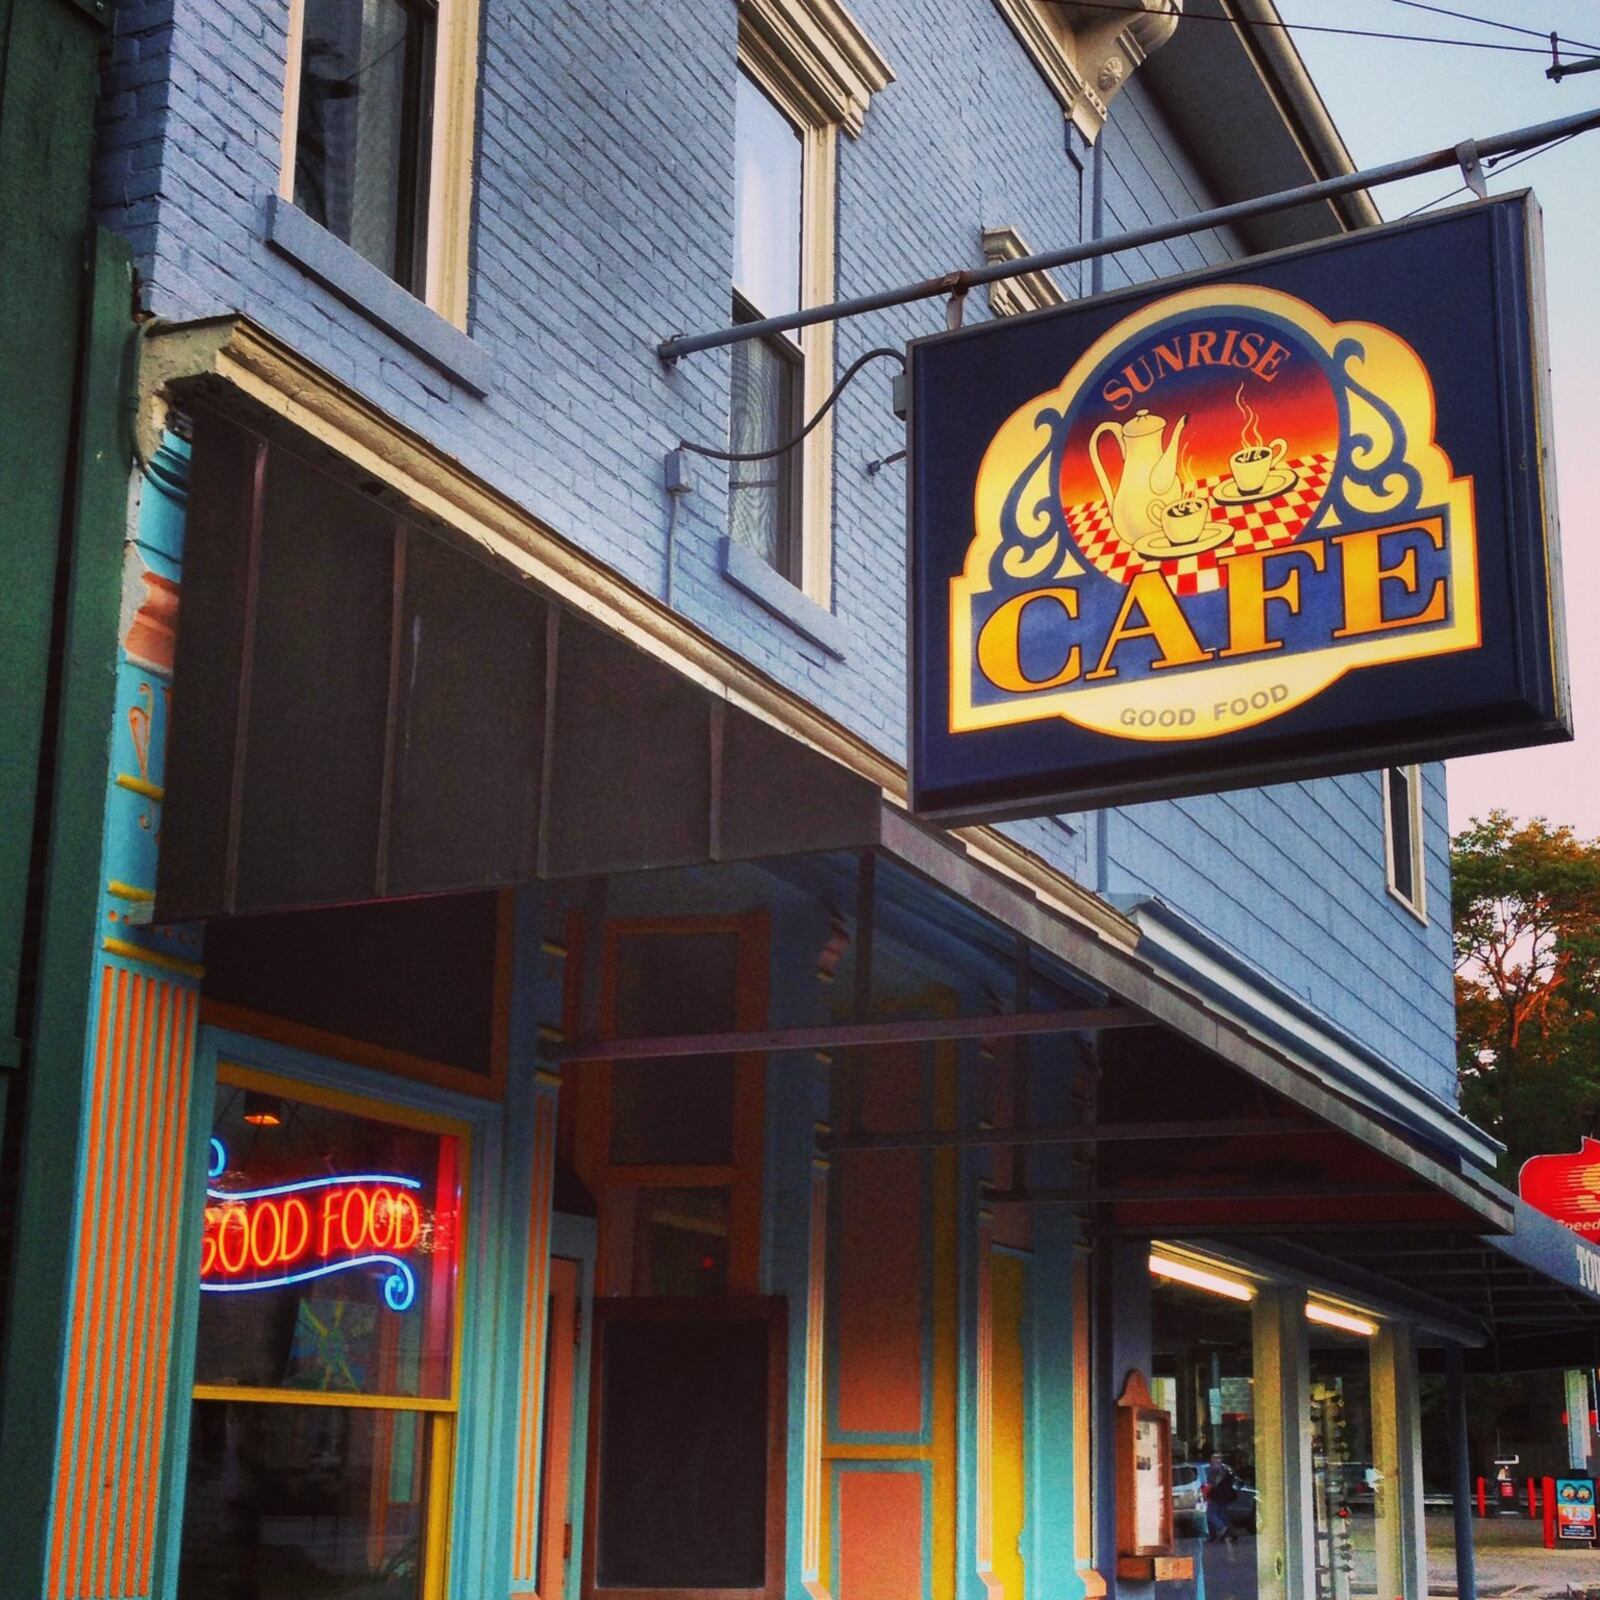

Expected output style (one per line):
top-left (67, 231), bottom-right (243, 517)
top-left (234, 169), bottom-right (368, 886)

top-left (551, 1004), bottom-right (1149, 1063)
top-left (821, 1117), bottom-right (1304, 1154)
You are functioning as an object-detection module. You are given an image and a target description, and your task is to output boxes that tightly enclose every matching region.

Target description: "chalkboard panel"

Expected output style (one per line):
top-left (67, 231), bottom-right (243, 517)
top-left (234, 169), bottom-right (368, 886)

top-left (587, 1299), bottom-right (785, 1597)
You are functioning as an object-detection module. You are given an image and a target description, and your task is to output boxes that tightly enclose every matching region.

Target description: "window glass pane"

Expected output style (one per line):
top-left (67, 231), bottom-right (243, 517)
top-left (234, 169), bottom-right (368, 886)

top-left (296, 0), bottom-right (430, 286)
top-left (1152, 1277), bottom-right (1260, 1600)
top-left (609, 932), bottom-right (739, 1165)
top-left (728, 330), bottom-right (800, 579)
top-left (733, 71), bottom-right (802, 318)
top-left (197, 1084), bottom-right (461, 1398)
top-left (1387, 768), bottom-right (1414, 903)
top-left (627, 1187), bottom-right (731, 1296)
top-left (179, 1399), bottom-right (432, 1600)
top-left (1310, 1327), bottom-right (1378, 1598)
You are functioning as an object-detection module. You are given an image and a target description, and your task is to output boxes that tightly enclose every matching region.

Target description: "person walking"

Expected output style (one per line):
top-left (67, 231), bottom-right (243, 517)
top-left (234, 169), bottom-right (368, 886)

top-left (1204, 1452), bottom-right (1240, 1544)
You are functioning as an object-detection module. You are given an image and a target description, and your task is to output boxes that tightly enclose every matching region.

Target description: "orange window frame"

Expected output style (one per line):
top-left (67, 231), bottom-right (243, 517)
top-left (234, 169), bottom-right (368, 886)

top-left (573, 912), bottom-right (769, 1295)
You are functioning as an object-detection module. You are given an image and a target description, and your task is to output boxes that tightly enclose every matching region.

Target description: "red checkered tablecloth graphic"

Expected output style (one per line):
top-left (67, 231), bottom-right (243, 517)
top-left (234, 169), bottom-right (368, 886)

top-left (1064, 453), bottom-right (1334, 595)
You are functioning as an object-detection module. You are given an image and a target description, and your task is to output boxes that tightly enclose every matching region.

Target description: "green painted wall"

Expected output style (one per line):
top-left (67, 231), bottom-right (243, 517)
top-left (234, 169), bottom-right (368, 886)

top-left (0, 1), bottom-right (137, 1593)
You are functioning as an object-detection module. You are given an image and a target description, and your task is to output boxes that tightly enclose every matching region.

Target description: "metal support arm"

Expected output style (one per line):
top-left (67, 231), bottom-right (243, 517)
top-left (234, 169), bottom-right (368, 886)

top-left (658, 104), bottom-right (1600, 363)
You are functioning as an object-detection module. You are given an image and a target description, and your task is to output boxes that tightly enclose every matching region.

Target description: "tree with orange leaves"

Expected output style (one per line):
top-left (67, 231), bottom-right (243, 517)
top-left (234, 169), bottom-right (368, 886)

top-left (1452, 812), bottom-right (1600, 1178)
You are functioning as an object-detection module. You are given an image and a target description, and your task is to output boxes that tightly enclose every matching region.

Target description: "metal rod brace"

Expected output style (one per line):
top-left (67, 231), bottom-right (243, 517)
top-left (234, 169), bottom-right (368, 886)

top-left (658, 104), bottom-right (1600, 363)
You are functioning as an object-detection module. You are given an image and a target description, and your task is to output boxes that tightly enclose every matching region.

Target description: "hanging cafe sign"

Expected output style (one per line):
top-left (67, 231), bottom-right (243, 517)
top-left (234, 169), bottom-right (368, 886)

top-left (907, 194), bottom-right (1570, 822)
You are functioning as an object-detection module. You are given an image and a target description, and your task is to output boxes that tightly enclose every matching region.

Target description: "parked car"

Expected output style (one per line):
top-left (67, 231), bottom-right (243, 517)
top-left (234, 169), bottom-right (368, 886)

top-left (1172, 1462), bottom-right (1209, 1537)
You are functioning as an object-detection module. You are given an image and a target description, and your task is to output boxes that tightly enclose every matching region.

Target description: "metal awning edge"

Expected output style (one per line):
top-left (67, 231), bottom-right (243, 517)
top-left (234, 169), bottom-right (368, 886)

top-left (876, 807), bottom-right (1514, 1236)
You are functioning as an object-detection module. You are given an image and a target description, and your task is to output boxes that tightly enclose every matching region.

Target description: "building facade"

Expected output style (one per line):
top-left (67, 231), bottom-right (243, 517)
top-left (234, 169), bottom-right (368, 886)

top-left (2, 3), bottom-right (1598, 1600)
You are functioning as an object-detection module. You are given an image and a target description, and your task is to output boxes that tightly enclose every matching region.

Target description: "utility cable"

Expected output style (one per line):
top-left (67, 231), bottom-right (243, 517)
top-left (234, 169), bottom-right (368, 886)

top-left (675, 346), bottom-right (905, 465)
top-left (1387, 0), bottom-right (1600, 55)
top-left (1398, 127), bottom-right (1585, 218)
top-left (1061, 0), bottom-right (1555, 54)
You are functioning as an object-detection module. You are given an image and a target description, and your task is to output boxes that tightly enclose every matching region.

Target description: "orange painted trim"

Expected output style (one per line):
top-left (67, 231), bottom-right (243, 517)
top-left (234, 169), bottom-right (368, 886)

top-left (104, 972), bottom-right (155, 1597)
top-left (536, 1257), bottom-right (580, 1599)
top-left (48, 965), bottom-right (115, 1599)
top-left (135, 985), bottom-right (194, 1590)
top-left (514, 1092), bottom-right (558, 1580)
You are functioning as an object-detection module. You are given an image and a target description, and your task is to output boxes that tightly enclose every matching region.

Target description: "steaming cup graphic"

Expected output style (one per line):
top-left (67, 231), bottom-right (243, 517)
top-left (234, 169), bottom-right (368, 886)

top-left (1157, 497), bottom-right (1211, 547)
top-left (1230, 438), bottom-right (1288, 495)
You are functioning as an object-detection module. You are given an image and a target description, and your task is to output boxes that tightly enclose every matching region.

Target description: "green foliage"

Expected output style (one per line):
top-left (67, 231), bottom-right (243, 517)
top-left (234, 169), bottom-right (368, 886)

top-left (1451, 812), bottom-right (1600, 1178)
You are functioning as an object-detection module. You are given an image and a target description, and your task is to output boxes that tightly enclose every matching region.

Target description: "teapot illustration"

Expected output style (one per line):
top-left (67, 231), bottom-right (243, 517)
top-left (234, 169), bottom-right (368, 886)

top-left (1089, 409), bottom-right (1190, 544)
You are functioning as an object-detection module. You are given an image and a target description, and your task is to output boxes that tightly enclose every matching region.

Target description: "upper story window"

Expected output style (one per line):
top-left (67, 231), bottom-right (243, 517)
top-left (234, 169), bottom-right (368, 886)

top-left (727, 0), bottom-right (892, 606)
top-left (1383, 764), bottom-right (1426, 919)
top-left (730, 71), bottom-right (806, 584)
top-left (281, 0), bottom-right (478, 325)
top-left (292, 0), bottom-right (436, 295)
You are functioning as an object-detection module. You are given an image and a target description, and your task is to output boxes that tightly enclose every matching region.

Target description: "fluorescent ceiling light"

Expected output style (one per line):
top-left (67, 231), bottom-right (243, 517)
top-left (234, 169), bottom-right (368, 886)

top-left (1149, 1252), bottom-right (1255, 1302)
top-left (1306, 1301), bottom-right (1378, 1337)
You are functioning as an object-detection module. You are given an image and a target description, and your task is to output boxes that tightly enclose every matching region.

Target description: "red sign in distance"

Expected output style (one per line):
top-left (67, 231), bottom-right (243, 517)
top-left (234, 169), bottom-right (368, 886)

top-left (1519, 1138), bottom-right (1600, 1238)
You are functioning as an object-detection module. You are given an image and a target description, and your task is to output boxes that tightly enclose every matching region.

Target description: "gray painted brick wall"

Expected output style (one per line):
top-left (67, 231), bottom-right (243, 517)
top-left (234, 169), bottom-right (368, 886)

top-left (91, 0), bottom-right (1458, 1103)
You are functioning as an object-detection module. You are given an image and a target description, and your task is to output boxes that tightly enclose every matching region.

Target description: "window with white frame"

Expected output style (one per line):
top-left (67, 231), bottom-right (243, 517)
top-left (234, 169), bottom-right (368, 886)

top-left (1383, 764), bottom-right (1426, 917)
top-left (730, 69), bottom-right (808, 584)
top-left (728, 0), bottom-right (892, 603)
top-left (280, 0), bottom-right (477, 323)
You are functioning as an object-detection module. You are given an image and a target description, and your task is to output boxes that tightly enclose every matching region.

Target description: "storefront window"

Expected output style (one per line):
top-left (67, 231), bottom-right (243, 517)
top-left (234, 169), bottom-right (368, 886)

top-left (1309, 1314), bottom-right (1378, 1600)
top-left (180, 1072), bottom-right (465, 1600)
top-left (1152, 1266), bottom-right (1261, 1600)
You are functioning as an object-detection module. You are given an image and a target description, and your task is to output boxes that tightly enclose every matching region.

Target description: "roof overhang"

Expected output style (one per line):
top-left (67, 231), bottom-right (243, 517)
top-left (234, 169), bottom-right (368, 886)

top-left (1139, 0), bottom-right (1380, 251)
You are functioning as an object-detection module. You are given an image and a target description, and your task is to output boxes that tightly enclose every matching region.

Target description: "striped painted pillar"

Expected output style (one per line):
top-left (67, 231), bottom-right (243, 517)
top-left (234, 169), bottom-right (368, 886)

top-left (43, 435), bottom-right (206, 1600)
top-left (508, 1069), bottom-right (562, 1595)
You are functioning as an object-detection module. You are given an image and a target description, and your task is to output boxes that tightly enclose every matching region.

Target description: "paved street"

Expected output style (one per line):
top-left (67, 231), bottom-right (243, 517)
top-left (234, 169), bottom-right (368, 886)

top-left (1172, 1516), bottom-right (1600, 1599)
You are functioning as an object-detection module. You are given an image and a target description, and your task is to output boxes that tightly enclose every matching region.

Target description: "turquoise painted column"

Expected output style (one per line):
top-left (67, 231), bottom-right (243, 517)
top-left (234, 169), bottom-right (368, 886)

top-left (38, 434), bottom-right (208, 1600)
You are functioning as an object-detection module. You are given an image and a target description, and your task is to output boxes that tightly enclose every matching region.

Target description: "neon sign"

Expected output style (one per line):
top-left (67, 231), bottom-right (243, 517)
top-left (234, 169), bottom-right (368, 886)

top-left (200, 1138), bottom-right (424, 1310)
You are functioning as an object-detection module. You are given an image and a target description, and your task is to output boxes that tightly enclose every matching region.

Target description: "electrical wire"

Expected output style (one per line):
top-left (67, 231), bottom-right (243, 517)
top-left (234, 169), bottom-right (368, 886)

top-left (676, 346), bottom-right (905, 465)
top-left (1398, 127), bottom-right (1585, 218)
top-left (1386, 0), bottom-right (1600, 56)
top-left (1061, 0), bottom-right (1555, 54)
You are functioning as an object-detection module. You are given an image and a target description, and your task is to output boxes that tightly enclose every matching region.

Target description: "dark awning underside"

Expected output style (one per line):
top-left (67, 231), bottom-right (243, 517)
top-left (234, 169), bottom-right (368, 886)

top-left (1316, 1200), bottom-right (1600, 1368)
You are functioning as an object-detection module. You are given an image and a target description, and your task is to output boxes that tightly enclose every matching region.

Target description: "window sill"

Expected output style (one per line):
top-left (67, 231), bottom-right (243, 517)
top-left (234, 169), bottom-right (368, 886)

top-left (1384, 880), bottom-right (1428, 926)
top-left (718, 537), bottom-right (846, 660)
top-left (265, 196), bottom-right (494, 397)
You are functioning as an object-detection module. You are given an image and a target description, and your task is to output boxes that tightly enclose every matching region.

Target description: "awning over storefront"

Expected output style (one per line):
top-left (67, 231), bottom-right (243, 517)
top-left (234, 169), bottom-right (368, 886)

top-left (155, 342), bottom-right (1513, 1261)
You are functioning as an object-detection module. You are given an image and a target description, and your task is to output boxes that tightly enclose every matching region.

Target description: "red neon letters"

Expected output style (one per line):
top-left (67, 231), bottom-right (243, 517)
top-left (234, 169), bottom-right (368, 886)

top-left (200, 1184), bottom-right (422, 1280)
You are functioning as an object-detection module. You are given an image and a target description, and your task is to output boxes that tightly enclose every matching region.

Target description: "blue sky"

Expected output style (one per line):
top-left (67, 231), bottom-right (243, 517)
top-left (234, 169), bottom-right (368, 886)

top-left (1267, 0), bottom-right (1600, 837)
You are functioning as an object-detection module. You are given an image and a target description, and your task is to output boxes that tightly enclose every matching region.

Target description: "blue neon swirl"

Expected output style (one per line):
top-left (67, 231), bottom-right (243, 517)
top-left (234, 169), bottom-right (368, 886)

top-left (208, 1137), bottom-right (226, 1178)
top-left (205, 1171), bottom-right (423, 1202)
top-left (198, 1253), bottom-right (417, 1311)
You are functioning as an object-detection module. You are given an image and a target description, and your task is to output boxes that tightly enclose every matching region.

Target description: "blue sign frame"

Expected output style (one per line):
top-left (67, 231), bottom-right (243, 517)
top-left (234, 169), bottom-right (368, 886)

top-left (907, 194), bottom-right (1569, 822)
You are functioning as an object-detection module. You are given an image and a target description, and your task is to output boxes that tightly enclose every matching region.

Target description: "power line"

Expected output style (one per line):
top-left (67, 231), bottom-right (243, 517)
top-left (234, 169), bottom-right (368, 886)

top-left (1387, 0), bottom-right (1600, 56)
top-left (1061, 0), bottom-right (1555, 55)
top-left (1399, 127), bottom-right (1585, 218)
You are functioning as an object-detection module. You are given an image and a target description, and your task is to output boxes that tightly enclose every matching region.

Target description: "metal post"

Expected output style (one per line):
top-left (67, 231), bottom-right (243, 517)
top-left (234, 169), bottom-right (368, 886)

top-left (658, 104), bottom-right (1600, 362)
top-left (1565, 1368), bottom-right (1592, 1470)
top-left (1445, 1344), bottom-right (1477, 1600)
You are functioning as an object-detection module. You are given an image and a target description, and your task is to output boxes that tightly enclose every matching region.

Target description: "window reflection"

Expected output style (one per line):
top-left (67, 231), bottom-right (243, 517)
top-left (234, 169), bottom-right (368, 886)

top-left (1153, 1276), bottom-right (1261, 1600)
top-left (1310, 1325), bottom-right (1378, 1600)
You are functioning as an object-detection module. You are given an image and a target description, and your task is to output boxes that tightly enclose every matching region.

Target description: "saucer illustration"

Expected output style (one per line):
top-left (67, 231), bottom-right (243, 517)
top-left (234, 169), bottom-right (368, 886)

top-left (1132, 521), bottom-right (1236, 560)
top-left (1212, 464), bottom-right (1300, 506)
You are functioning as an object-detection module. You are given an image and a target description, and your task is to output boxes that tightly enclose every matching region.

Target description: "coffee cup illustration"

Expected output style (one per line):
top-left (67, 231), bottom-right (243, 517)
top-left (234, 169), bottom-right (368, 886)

top-left (1157, 496), bottom-right (1211, 547)
top-left (1230, 438), bottom-right (1288, 495)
